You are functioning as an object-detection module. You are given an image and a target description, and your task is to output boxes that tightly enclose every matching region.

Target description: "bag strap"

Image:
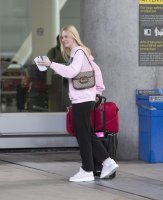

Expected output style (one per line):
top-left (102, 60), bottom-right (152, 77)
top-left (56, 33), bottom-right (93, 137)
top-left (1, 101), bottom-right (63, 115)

top-left (73, 49), bottom-right (94, 71)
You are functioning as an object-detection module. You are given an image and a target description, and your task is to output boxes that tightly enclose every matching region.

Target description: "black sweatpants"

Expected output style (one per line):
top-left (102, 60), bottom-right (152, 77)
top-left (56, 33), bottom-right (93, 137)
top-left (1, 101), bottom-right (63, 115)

top-left (72, 101), bottom-right (109, 172)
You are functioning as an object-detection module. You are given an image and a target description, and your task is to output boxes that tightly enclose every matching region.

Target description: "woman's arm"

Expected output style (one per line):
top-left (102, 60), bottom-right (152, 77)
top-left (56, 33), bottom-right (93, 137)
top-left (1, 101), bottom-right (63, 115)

top-left (50, 50), bottom-right (84, 78)
top-left (35, 50), bottom-right (85, 78)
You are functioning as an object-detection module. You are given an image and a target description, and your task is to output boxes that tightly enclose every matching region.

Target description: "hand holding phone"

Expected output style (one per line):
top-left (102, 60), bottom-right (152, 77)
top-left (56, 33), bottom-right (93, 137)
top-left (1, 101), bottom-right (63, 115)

top-left (34, 56), bottom-right (48, 71)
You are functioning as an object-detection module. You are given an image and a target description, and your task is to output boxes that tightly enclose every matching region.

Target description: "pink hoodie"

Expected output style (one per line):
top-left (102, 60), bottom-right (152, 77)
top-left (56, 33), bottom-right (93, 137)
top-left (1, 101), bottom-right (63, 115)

top-left (50, 46), bottom-right (105, 104)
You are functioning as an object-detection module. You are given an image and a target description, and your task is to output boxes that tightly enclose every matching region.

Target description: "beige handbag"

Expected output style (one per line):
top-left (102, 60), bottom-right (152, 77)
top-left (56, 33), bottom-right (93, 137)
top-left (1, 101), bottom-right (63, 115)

top-left (72, 50), bottom-right (95, 90)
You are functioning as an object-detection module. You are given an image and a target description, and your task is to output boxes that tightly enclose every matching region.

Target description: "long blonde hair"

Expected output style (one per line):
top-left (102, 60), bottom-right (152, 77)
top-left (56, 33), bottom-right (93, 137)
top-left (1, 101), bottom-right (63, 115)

top-left (59, 25), bottom-right (91, 61)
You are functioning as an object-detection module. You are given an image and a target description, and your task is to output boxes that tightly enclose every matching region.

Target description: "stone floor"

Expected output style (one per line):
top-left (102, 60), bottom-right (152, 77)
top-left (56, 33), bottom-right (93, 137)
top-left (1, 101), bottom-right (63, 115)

top-left (0, 150), bottom-right (163, 200)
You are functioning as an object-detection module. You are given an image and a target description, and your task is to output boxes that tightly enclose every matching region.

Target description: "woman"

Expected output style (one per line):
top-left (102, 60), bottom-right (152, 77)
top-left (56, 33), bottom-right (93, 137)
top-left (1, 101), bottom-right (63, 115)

top-left (36, 25), bottom-right (119, 182)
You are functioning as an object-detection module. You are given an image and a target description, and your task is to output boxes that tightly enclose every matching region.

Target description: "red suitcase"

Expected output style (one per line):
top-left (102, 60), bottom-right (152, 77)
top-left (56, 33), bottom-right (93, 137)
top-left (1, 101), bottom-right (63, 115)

top-left (66, 98), bottom-right (119, 136)
top-left (91, 101), bottom-right (119, 134)
top-left (66, 105), bottom-right (75, 137)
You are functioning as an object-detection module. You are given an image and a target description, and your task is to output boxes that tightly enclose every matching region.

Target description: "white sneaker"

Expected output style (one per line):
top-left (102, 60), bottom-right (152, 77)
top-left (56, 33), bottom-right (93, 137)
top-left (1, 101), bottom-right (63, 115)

top-left (100, 158), bottom-right (119, 179)
top-left (69, 167), bottom-right (95, 182)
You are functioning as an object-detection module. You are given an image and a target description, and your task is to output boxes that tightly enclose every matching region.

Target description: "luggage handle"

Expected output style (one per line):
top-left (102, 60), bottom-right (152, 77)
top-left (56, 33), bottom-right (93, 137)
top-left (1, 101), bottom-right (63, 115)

top-left (96, 95), bottom-right (106, 104)
top-left (94, 95), bottom-right (107, 134)
top-left (99, 104), bottom-right (118, 124)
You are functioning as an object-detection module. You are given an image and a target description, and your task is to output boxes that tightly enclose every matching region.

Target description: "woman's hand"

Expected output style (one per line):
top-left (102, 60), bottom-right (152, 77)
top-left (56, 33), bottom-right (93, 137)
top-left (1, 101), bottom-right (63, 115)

top-left (36, 56), bottom-right (51, 67)
top-left (96, 94), bottom-right (101, 102)
top-left (95, 94), bottom-right (102, 108)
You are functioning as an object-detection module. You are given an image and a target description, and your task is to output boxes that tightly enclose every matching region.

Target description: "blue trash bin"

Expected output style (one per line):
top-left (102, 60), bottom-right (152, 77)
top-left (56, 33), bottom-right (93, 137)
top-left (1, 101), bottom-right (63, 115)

top-left (136, 89), bottom-right (163, 163)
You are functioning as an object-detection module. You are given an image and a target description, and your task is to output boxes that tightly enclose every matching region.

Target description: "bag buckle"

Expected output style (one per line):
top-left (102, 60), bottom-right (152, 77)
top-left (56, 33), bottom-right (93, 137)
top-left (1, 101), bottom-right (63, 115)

top-left (79, 76), bottom-right (89, 84)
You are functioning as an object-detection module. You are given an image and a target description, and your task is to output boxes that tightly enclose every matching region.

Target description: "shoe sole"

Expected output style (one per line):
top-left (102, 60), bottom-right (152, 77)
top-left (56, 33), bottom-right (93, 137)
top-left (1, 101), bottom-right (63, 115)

top-left (100, 164), bottom-right (119, 179)
top-left (69, 177), bottom-right (95, 182)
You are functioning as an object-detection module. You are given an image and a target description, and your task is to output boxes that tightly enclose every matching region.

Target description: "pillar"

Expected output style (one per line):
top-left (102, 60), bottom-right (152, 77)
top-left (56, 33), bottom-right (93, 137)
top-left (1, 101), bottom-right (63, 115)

top-left (80, 0), bottom-right (162, 160)
top-left (31, 0), bottom-right (60, 110)
top-left (31, 0), bottom-right (60, 58)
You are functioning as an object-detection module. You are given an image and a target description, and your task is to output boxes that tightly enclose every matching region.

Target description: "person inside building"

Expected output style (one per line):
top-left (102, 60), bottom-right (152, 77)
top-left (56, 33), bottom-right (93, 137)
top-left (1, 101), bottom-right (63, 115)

top-left (35, 25), bottom-right (119, 182)
top-left (47, 35), bottom-right (65, 63)
top-left (47, 35), bottom-right (69, 111)
top-left (16, 76), bottom-right (30, 112)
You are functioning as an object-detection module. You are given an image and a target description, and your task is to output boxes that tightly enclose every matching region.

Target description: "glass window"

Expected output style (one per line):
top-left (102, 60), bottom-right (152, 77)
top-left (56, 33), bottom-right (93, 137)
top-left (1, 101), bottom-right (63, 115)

top-left (0, 0), bottom-right (80, 113)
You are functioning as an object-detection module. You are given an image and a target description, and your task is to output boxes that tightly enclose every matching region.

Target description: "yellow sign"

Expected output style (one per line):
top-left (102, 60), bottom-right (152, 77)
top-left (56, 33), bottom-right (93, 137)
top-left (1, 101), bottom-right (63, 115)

top-left (140, 0), bottom-right (163, 4)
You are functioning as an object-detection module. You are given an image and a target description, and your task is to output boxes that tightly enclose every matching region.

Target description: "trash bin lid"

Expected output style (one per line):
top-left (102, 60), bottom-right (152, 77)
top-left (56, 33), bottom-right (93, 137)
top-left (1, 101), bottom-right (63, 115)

top-left (136, 89), bottom-right (163, 95)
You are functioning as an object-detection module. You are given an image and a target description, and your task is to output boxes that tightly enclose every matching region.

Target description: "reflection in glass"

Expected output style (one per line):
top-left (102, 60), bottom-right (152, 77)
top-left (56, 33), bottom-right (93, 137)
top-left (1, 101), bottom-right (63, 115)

top-left (0, 0), bottom-right (32, 113)
top-left (0, 0), bottom-right (79, 113)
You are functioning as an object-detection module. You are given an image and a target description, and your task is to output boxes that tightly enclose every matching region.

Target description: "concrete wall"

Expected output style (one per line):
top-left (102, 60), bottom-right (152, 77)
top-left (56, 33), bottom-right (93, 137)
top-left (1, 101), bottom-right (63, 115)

top-left (80, 0), bottom-right (163, 160)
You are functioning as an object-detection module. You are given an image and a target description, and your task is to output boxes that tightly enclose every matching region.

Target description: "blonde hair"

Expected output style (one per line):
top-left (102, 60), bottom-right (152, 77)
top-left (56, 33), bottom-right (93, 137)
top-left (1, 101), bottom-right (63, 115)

top-left (59, 25), bottom-right (91, 61)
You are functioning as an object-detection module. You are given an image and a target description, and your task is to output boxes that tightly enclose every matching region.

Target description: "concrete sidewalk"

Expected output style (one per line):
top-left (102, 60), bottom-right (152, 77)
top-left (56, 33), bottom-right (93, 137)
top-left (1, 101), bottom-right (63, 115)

top-left (0, 150), bottom-right (163, 200)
